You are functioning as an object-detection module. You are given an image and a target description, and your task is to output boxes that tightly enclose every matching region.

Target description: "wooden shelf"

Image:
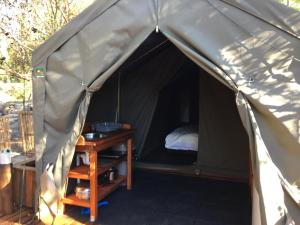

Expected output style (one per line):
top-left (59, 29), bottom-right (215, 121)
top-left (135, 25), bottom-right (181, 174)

top-left (62, 126), bottom-right (133, 222)
top-left (68, 159), bottom-right (123, 180)
top-left (98, 176), bottom-right (126, 200)
top-left (68, 165), bottom-right (108, 180)
top-left (61, 176), bottom-right (126, 208)
top-left (62, 194), bottom-right (90, 208)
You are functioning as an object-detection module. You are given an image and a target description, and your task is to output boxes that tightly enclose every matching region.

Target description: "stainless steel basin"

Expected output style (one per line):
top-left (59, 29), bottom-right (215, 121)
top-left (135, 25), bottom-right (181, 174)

top-left (84, 133), bottom-right (107, 140)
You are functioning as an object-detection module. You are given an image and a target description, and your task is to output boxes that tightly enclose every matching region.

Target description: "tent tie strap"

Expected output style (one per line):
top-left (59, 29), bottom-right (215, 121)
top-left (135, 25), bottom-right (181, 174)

top-left (155, 0), bottom-right (159, 33)
top-left (80, 80), bottom-right (95, 94)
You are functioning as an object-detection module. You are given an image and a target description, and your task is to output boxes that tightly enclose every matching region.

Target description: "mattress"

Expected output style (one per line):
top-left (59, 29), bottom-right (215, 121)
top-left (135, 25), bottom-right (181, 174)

top-left (165, 125), bottom-right (198, 151)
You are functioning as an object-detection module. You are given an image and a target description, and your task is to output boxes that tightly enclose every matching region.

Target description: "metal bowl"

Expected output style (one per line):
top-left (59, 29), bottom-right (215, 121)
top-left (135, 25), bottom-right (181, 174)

top-left (75, 185), bottom-right (90, 200)
top-left (84, 132), bottom-right (98, 140)
top-left (84, 133), bottom-right (107, 140)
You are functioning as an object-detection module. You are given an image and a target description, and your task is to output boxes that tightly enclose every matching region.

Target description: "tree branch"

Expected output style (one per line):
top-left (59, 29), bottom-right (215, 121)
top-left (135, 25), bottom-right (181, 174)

top-left (59, 6), bottom-right (68, 23)
top-left (0, 65), bottom-right (30, 81)
top-left (32, 26), bottom-right (50, 37)
top-left (0, 26), bottom-right (33, 51)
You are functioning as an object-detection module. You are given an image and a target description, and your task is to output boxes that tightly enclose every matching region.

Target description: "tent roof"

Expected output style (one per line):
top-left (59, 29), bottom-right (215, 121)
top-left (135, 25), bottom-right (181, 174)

top-left (32, 0), bottom-right (300, 66)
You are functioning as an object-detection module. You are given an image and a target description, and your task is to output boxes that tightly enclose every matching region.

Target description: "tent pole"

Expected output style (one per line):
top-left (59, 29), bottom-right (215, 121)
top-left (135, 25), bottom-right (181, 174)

top-left (123, 40), bottom-right (169, 70)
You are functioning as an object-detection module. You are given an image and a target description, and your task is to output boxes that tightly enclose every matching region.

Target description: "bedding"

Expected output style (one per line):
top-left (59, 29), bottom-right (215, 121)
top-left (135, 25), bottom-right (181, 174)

top-left (165, 126), bottom-right (198, 151)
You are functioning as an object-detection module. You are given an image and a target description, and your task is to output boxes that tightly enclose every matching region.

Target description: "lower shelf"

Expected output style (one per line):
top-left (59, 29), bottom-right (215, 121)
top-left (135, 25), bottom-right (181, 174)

top-left (62, 193), bottom-right (90, 208)
top-left (62, 175), bottom-right (126, 208)
top-left (98, 175), bottom-right (126, 200)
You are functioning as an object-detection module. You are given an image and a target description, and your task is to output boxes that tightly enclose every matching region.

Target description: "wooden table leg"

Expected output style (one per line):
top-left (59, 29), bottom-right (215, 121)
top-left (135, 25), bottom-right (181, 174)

top-left (127, 138), bottom-right (132, 190)
top-left (89, 151), bottom-right (98, 222)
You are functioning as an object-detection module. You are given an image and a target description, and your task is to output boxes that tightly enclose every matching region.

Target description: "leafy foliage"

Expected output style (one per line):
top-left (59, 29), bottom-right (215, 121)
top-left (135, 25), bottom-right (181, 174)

top-left (0, 0), bottom-right (91, 100)
top-left (276, 0), bottom-right (300, 11)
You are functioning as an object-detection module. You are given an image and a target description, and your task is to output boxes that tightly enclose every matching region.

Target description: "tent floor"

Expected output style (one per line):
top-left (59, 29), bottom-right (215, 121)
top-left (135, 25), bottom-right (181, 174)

top-left (139, 146), bottom-right (197, 165)
top-left (66, 169), bottom-right (251, 225)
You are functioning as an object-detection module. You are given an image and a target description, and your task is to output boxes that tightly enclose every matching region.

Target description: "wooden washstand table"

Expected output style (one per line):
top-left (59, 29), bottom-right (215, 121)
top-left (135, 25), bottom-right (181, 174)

top-left (61, 125), bottom-right (134, 222)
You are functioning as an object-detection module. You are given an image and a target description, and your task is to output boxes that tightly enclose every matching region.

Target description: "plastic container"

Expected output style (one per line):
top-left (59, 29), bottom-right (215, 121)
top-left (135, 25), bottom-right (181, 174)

top-left (108, 167), bottom-right (118, 182)
top-left (0, 149), bottom-right (11, 165)
top-left (79, 152), bottom-right (90, 165)
top-left (118, 161), bottom-right (127, 176)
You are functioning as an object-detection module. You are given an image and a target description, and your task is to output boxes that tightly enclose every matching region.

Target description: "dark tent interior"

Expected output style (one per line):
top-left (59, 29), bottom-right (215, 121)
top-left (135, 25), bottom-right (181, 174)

top-left (74, 32), bottom-right (252, 224)
top-left (86, 32), bottom-right (249, 180)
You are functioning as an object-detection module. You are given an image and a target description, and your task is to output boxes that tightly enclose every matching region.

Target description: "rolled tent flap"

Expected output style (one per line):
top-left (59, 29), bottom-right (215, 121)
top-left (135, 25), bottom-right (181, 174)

top-left (32, 0), bottom-right (300, 224)
top-left (32, 0), bottom-right (157, 202)
top-left (159, 0), bottom-right (300, 223)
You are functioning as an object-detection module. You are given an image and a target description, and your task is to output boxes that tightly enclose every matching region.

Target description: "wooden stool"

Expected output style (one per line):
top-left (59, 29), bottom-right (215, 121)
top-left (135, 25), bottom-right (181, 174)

top-left (0, 164), bottom-right (13, 216)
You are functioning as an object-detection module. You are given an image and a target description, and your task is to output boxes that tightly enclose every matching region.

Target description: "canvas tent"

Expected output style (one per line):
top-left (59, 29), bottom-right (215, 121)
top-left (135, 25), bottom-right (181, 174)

top-left (32, 0), bottom-right (300, 224)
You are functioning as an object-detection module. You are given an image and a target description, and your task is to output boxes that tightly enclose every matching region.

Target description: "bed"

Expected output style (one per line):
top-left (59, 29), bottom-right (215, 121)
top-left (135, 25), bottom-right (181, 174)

top-left (165, 125), bottom-right (198, 151)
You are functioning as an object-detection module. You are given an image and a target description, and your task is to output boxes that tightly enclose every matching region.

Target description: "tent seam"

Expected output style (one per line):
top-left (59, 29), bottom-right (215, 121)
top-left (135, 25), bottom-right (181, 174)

top-left (217, 0), bottom-right (300, 41)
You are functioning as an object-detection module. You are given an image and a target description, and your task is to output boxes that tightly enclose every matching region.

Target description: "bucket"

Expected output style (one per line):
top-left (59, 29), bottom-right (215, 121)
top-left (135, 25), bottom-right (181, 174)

top-left (0, 149), bottom-right (11, 164)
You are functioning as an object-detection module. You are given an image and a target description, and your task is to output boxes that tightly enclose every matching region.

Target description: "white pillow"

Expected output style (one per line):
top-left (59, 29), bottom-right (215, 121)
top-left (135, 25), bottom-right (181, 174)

top-left (165, 126), bottom-right (198, 151)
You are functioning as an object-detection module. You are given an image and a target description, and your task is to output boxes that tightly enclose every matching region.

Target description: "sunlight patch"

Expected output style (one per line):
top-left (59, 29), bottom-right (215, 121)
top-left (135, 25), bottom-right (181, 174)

top-left (275, 0), bottom-right (300, 11)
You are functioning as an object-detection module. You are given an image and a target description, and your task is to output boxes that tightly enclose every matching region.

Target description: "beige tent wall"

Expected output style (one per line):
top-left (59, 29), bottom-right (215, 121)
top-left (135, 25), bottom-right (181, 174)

top-left (32, 0), bottom-right (300, 224)
top-left (197, 69), bottom-right (249, 179)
